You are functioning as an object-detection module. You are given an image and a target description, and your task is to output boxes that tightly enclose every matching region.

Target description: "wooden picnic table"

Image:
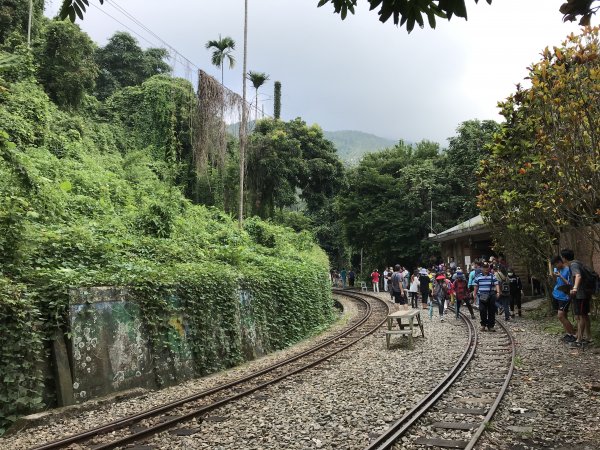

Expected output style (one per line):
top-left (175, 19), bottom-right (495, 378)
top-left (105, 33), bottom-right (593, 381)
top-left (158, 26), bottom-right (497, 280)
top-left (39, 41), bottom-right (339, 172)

top-left (385, 309), bottom-right (425, 349)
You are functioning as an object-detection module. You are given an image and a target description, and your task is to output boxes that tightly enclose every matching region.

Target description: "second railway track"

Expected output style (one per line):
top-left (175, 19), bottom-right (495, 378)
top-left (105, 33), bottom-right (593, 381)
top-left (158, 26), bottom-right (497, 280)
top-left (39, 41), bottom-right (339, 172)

top-left (33, 289), bottom-right (391, 450)
top-left (366, 309), bottom-right (515, 450)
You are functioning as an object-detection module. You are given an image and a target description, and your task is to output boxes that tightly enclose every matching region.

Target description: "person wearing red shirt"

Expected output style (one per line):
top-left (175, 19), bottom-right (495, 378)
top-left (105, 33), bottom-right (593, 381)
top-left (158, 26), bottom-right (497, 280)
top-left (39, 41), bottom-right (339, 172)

top-left (371, 269), bottom-right (380, 293)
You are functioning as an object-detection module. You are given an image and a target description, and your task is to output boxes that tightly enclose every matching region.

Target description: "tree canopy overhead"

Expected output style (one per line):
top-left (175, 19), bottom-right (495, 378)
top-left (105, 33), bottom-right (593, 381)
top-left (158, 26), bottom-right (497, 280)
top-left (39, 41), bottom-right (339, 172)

top-left (59, 0), bottom-right (599, 32)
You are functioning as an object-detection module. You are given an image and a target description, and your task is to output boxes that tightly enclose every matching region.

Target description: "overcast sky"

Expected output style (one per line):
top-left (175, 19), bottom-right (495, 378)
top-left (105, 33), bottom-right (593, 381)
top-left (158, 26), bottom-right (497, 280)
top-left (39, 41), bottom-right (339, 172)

top-left (46, 0), bottom-right (582, 144)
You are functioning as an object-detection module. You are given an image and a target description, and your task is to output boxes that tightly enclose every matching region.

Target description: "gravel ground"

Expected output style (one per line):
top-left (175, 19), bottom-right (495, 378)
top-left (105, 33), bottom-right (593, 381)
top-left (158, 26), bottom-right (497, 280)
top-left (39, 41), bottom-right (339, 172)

top-left (144, 293), bottom-right (467, 449)
top-left (1, 295), bottom-right (362, 449)
top-left (478, 314), bottom-right (600, 450)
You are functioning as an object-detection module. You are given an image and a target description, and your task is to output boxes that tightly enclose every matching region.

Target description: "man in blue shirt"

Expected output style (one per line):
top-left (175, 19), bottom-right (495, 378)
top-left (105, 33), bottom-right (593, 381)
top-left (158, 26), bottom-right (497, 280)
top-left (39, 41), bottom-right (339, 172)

top-left (473, 262), bottom-right (501, 331)
top-left (551, 255), bottom-right (576, 343)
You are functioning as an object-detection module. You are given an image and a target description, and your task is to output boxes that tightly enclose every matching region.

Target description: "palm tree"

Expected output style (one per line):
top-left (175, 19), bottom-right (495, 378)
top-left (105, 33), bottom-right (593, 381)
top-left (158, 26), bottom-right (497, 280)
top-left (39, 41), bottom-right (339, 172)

top-left (247, 71), bottom-right (270, 121)
top-left (205, 35), bottom-right (236, 85)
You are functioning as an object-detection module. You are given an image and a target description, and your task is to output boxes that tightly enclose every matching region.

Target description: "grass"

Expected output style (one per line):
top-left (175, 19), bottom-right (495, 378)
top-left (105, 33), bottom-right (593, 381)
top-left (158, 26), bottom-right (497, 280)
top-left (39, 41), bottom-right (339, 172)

top-left (513, 355), bottom-right (524, 369)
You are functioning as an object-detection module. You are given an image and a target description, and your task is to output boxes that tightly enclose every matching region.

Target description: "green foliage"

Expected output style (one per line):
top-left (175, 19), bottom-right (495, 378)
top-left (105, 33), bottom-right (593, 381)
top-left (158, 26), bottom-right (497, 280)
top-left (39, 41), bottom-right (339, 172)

top-left (273, 81), bottom-right (281, 120)
top-left (95, 32), bottom-right (171, 100)
top-left (0, 278), bottom-right (44, 434)
top-left (339, 126), bottom-right (498, 269)
top-left (0, 67), bottom-right (333, 432)
top-left (317, 0), bottom-right (492, 32)
top-left (205, 35), bottom-right (236, 84)
top-left (479, 27), bottom-right (600, 277)
top-left (35, 20), bottom-right (98, 108)
top-left (247, 118), bottom-right (344, 218)
top-left (0, 0), bottom-right (44, 44)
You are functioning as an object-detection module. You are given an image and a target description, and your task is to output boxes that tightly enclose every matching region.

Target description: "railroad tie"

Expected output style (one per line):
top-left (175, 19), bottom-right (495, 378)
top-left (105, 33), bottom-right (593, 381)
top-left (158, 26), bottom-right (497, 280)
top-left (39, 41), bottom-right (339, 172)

top-left (432, 421), bottom-right (480, 430)
top-left (444, 407), bottom-right (487, 415)
top-left (414, 437), bottom-right (469, 448)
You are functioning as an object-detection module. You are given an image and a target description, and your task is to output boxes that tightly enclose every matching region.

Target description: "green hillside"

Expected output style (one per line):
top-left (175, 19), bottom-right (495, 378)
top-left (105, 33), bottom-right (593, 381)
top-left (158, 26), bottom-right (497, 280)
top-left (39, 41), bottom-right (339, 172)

top-left (323, 130), bottom-right (399, 163)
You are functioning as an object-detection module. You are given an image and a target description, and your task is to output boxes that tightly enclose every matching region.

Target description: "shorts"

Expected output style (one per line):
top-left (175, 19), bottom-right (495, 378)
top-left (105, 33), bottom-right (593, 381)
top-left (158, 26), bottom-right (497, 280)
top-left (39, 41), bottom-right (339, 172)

top-left (393, 291), bottom-right (407, 304)
top-left (573, 296), bottom-right (591, 316)
top-left (552, 297), bottom-right (570, 313)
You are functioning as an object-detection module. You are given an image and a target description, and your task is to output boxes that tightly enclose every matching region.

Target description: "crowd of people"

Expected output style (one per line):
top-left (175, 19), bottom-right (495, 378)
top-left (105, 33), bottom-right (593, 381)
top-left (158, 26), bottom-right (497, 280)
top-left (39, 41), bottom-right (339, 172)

top-left (331, 248), bottom-right (596, 344)
top-left (331, 257), bottom-right (525, 331)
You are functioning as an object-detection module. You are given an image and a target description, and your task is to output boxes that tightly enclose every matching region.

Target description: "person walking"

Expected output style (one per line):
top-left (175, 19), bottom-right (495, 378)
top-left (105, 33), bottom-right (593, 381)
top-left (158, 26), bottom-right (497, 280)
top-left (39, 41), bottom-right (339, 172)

top-left (560, 249), bottom-right (593, 348)
top-left (473, 262), bottom-right (500, 331)
top-left (409, 271), bottom-right (420, 309)
top-left (495, 267), bottom-right (512, 321)
top-left (348, 269), bottom-right (356, 288)
top-left (419, 268), bottom-right (431, 310)
top-left (453, 270), bottom-right (475, 319)
top-left (431, 274), bottom-right (448, 321)
top-left (340, 268), bottom-right (347, 288)
top-left (383, 267), bottom-right (389, 292)
top-left (507, 269), bottom-right (523, 318)
top-left (551, 255), bottom-right (576, 343)
top-left (371, 268), bottom-right (380, 293)
top-left (390, 264), bottom-right (407, 309)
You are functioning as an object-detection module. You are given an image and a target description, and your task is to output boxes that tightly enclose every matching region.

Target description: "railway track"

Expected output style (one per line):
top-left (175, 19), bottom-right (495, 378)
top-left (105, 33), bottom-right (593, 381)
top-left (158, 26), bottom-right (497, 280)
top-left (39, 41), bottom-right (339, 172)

top-left (365, 308), bottom-right (515, 450)
top-left (33, 289), bottom-right (391, 450)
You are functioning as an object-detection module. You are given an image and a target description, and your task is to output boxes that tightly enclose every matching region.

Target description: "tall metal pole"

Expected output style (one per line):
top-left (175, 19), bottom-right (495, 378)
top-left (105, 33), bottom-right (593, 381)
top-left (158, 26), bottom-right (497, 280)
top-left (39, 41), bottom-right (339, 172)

top-left (27, 0), bottom-right (33, 47)
top-left (238, 0), bottom-right (249, 228)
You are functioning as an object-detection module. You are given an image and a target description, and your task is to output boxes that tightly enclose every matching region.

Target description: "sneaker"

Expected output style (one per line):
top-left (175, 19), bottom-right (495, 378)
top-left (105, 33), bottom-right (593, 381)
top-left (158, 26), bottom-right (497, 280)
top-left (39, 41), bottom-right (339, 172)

top-left (471, 315), bottom-right (476, 320)
top-left (582, 339), bottom-right (594, 345)
top-left (569, 340), bottom-right (590, 348)
top-left (562, 334), bottom-right (577, 343)
top-left (488, 327), bottom-right (497, 332)
top-left (480, 326), bottom-right (487, 332)
top-left (505, 317), bottom-right (511, 322)
top-left (440, 316), bottom-right (445, 322)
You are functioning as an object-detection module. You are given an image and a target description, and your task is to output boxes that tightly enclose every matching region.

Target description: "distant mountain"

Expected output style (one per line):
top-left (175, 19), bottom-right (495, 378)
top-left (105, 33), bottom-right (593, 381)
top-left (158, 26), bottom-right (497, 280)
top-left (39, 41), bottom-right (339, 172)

top-left (227, 123), bottom-right (400, 164)
top-left (323, 130), bottom-right (398, 164)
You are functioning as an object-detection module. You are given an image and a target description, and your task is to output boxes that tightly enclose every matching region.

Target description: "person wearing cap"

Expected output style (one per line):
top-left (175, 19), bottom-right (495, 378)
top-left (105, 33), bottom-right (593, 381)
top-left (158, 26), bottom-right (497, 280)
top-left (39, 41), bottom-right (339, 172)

top-left (453, 270), bottom-right (475, 319)
top-left (473, 262), bottom-right (501, 331)
top-left (431, 273), bottom-right (448, 321)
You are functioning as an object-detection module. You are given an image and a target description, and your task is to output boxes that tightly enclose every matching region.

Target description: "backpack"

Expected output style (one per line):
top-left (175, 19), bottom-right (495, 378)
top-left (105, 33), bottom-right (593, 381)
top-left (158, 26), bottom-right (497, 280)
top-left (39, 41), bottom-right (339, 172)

top-left (454, 279), bottom-right (468, 301)
top-left (499, 280), bottom-right (510, 296)
top-left (576, 261), bottom-right (600, 295)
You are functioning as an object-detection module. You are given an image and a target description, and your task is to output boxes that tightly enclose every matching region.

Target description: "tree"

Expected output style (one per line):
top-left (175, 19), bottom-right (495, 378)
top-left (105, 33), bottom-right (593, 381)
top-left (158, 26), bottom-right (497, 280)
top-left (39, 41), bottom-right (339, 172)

top-left (35, 20), bottom-right (98, 108)
top-left (95, 32), bottom-right (171, 99)
top-left (479, 27), bottom-right (600, 278)
top-left (247, 71), bottom-right (269, 121)
top-left (274, 81), bottom-right (281, 119)
top-left (0, 0), bottom-right (44, 44)
top-left (59, 0), bottom-right (598, 33)
top-left (205, 35), bottom-right (236, 86)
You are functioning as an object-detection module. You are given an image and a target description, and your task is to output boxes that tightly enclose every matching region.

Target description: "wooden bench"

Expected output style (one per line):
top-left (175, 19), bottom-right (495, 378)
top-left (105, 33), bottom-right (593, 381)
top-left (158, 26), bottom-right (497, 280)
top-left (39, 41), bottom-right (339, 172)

top-left (385, 309), bottom-right (425, 349)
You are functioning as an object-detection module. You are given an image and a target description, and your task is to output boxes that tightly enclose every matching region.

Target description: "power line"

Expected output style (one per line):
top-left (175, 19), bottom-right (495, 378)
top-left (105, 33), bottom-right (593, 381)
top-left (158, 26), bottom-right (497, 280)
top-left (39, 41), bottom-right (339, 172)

top-left (104, 0), bottom-right (200, 71)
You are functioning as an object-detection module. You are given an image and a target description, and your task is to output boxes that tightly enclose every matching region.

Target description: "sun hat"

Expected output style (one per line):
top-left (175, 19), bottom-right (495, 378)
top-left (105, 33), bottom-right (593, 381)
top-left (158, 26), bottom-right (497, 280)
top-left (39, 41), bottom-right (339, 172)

top-left (436, 274), bottom-right (446, 281)
top-left (419, 268), bottom-right (428, 275)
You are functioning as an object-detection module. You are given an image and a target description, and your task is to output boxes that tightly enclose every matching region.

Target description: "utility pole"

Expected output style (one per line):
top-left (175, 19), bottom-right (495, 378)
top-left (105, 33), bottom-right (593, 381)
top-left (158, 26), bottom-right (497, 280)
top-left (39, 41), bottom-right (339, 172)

top-left (238, 0), bottom-right (249, 228)
top-left (27, 0), bottom-right (33, 47)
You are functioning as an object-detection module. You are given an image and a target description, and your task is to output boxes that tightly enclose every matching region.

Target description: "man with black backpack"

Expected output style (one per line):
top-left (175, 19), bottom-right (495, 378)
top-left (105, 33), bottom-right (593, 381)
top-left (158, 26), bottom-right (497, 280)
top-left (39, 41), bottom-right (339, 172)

top-left (507, 269), bottom-right (523, 318)
top-left (495, 267), bottom-right (512, 321)
top-left (560, 249), bottom-right (596, 348)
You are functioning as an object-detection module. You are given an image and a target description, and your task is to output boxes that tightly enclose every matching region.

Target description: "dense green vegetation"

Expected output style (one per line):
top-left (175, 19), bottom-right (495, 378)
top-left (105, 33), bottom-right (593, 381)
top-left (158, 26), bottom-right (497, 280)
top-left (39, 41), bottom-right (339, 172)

top-left (0, 16), bottom-right (333, 433)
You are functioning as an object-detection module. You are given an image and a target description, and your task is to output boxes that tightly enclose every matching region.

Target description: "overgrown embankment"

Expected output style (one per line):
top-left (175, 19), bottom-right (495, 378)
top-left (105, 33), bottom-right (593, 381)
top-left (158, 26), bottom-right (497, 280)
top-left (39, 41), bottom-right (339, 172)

top-left (0, 78), bottom-right (333, 433)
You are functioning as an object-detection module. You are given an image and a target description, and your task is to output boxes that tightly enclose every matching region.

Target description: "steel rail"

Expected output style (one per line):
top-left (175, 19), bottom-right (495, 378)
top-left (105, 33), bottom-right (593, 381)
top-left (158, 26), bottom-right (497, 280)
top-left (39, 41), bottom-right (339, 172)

top-left (464, 318), bottom-right (516, 450)
top-left (364, 308), bottom-right (477, 450)
top-left (33, 290), bottom-right (389, 450)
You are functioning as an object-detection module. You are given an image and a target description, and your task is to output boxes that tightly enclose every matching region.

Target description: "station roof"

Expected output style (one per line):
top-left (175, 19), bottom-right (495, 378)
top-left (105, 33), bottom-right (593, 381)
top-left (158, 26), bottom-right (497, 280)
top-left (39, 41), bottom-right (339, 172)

top-left (429, 214), bottom-right (488, 243)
